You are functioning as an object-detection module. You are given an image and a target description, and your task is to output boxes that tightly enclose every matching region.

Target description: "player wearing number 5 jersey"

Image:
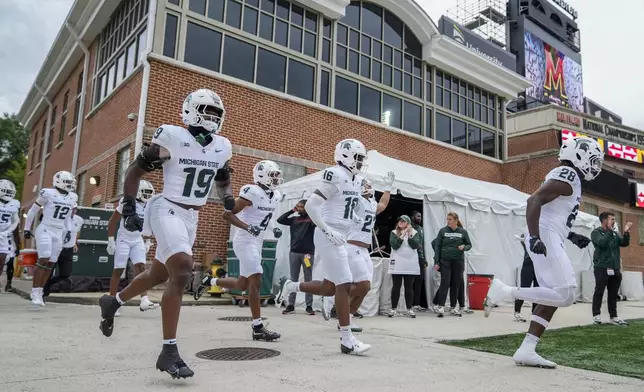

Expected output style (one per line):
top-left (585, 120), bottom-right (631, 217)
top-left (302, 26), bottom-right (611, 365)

top-left (198, 160), bottom-right (283, 341)
top-left (484, 136), bottom-right (603, 369)
top-left (98, 89), bottom-right (234, 379)
top-left (24, 171), bottom-right (78, 307)
top-left (0, 180), bottom-right (20, 281)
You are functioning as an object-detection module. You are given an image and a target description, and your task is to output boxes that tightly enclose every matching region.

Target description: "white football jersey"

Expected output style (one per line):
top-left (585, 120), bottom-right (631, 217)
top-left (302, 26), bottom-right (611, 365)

top-left (348, 196), bottom-right (377, 243)
top-left (0, 199), bottom-right (20, 233)
top-left (37, 189), bottom-right (78, 230)
top-left (319, 165), bottom-right (362, 234)
top-left (539, 166), bottom-right (582, 241)
top-left (151, 124), bottom-right (232, 206)
top-left (116, 198), bottom-right (145, 241)
top-left (234, 184), bottom-right (280, 242)
top-left (63, 215), bottom-right (85, 248)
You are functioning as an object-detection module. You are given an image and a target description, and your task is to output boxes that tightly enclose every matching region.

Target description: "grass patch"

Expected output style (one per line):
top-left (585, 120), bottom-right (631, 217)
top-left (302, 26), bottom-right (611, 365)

top-left (441, 319), bottom-right (644, 379)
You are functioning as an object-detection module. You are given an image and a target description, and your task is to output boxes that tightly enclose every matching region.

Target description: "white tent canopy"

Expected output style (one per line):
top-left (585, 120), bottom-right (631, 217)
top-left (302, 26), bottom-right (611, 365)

top-left (273, 150), bottom-right (605, 308)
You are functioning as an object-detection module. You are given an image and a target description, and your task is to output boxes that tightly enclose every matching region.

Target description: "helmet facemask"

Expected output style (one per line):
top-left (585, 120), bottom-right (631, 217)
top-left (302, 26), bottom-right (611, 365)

top-left (194, 104), bottom-right (224, 134)
top-left (361, 179), bottom-right (374, 198)
top-left (260, 170), bottom-right (283, 190)
top-left (0, 181), bottom-right (15, 202)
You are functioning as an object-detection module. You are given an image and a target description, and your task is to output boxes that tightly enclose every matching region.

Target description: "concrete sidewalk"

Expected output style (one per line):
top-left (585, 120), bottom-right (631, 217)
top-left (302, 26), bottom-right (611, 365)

top-left (6, 277), bottom-right (231, 306)
top-left (1, 290), bottom-right (643, 392)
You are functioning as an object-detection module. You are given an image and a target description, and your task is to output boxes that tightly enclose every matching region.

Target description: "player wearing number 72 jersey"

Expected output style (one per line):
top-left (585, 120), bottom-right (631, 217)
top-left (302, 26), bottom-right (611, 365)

top-left (199, 160), bottom-right (284, 341)
top-left (98, 88), bottom-right (234, 379)
top-left (24, 171), bottom-right (78, 307)
top-left (484, 136), bottom-right (603, 369)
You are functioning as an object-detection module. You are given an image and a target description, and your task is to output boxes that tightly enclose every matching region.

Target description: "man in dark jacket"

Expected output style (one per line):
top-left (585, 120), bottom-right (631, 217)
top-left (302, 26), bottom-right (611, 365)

top-left (277, 199), bottom-right (316, 315)
top-left (410, 211), bottom-right (428, 310)
top-left (590, 212), bottom-right (631, 326)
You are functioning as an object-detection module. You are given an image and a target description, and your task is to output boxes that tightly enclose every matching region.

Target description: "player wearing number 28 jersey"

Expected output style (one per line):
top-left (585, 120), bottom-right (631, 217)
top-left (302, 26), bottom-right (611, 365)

top-left (198, 160), bottom-right (283, 341)
top-left (98, 89), bottom-right (235, 379)
top-left (484, 136), bottom-right (604, 369)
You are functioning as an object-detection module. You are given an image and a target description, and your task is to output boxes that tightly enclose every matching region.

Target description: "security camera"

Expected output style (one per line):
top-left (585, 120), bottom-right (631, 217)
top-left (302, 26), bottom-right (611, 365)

top-left (127, 113), bottom-right (137, 121)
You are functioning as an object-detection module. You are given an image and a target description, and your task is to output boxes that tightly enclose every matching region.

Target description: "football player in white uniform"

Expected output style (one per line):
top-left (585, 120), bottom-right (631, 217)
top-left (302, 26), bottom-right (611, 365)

top-left (106, 180), bottom-right (158, 315)
top-left (98, 89), bottom-right (234, 379)
top-left (277, 139), bottom-right (371, 355)
top-left (24, 171), bottom-right (78, 306)
top-left (0, 180), bottom-right (20, 291)
top-left (484, 137), bottom-right (603, 368)
top-left (197, 160), bottom-right (283, 341)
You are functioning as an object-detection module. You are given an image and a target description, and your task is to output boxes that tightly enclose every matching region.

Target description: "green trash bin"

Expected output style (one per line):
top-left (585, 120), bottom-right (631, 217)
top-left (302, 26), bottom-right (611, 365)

top-left (227, 240), bottom-right (277, 298)
top-left (73, 207), bottom-right (114, 278)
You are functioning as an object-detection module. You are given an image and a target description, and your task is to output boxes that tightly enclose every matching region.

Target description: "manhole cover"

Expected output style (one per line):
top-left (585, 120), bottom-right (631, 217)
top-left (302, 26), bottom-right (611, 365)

top-left (218, 316), bottom-right (267, 322)
top-left (196, 347), bottom-right (280, 361)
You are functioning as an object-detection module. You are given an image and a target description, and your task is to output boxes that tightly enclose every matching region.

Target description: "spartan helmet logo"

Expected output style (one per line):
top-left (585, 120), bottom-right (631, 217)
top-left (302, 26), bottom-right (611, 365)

top-left (257, 163), bottom-right (264, 171)
top-left (576, 140), bottom-right (590, 152)
top-left (342, 141), bottom-right (353, 150)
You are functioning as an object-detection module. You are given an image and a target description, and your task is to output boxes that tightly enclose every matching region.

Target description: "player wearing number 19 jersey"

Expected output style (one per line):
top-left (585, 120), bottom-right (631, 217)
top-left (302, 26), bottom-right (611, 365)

top-left (484, 136), bottom-right (604, 369)
top-left (24, 171), bottom-right (78, 307)
top-left (98, 88), bottom-right (234, 379)
top-left (199, 160), bottom-right (283, 341)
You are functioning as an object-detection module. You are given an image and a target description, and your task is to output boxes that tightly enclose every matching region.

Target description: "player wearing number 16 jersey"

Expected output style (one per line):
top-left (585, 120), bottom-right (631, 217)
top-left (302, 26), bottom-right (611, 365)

top-left (98, 88), bottom-right (234, 379)
top-left (484, 136), bottom-right (603, 369)
top-left (198, 160), bottom-right (283, 341)
top-left (24, 171), bottom-right (78, 307)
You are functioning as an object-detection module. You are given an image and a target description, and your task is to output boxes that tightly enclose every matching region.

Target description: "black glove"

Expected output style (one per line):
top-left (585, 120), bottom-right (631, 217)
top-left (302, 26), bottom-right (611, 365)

top-left (529, 235), bottom-right (547, 256)
top-left (24, 230), bottom-right (33, 239)
top-left (223, 195), bottom-right (235, 211)
top-left (247, 225), bottom-right (261, 237)
top-left (273, 227), bottom-right (282, 238)
top-left (122, 196), bottom-right (143, 232)
top-left (568, 232), bottom-right (590, 249)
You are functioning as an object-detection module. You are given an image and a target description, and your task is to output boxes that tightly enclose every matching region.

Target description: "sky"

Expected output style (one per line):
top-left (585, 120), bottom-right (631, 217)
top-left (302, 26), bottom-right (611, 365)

top-left (0, 0), bottom-right (643, 129)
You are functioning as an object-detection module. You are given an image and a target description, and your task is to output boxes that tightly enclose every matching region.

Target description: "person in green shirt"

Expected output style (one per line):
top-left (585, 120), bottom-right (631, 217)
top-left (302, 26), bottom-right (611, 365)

top-left (433, 212), bottom-right (472, 317)
top-left (590, 212), bottom-right (631, 326)
top-left (387, 215), bottom-right (422, 318)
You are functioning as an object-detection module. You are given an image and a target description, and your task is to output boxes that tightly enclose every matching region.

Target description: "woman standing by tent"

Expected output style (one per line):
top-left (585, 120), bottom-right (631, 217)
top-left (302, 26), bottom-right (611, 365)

top-left (433, 212), bottom-right (472, 317)
top-left (387, 215), bottom-right (421, 318)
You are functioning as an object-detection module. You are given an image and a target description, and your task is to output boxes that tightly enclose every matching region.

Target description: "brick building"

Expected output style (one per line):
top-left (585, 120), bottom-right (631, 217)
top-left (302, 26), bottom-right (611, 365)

top-left (506, 105), bottom-right (644, 273)
top-left (19, 0), bottom-right (563, 266)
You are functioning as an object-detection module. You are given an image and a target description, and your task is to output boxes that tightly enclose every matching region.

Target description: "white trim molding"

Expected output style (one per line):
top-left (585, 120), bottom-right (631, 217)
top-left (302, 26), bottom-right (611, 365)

top-left (425, 36), bottom-right (532, 99)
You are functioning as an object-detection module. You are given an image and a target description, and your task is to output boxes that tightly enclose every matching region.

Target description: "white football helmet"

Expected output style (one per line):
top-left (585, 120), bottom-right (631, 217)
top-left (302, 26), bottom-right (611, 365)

top-left (558, 136), bottom-right (604, 181)
top-left (137, 180), bottom-right (155, 202)
top-left (53, 171), bottom-right (76, 192)
top-left (181, 88), bottom-right (225, 134)
top-left (361, 178), bottom-right (374, 197)
top-left (0, 180), bottom-right (16, 202)
top-left (253, 160), bottom-right (283, 190)
top-left (334, 139), bottom-right (367, 175)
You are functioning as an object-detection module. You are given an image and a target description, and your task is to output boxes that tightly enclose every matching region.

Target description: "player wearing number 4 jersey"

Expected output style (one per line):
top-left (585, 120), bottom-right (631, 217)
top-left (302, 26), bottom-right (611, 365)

top-left (484, 136), bottom-right (603, 369)
top-left (276, 139), bottom-right (372, 355)
top-left (24, 171), bottom-right (78, 307)
top-left (98, 89), bottom-right (234, 379)
top-left (197, 160), bottom-right (283, 341)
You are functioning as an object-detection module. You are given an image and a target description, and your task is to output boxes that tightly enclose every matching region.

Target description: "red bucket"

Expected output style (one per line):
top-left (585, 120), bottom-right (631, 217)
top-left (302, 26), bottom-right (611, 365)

top-left (467, 274), bottom-right (494, 310)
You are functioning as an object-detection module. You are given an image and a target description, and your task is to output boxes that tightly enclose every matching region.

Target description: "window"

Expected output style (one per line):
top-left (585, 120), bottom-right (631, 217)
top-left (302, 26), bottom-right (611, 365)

top-left (94, 0), bottom-right (149, 106)
top-left (468, 125), bottom-right (481, 153)
top-left (435, 112), bottom-right (450, 144)
top-left (185, 22), bottom-right (222, 72)
top-left (116, 147), bottom-right (131, 196)
top-left (437, 69), bottom-right (499, 127)
top-left (581, 202), bottom-right (598, 216)
top-left (222, 35), bottom-right (256, 82)
top-left (381, 94), bottom-right (401, 128)
top-left (287, 58), bottom-right (314, 101)
top-left (335, 76), bottom-right (358, 115)
top-left (320, 70), bottom-right (330, 106)
top-left (403, 101), bottom-right (421, 134)
top-left (38, 121), bottom-right (46, 163)
top-left (47, 106), bottom-right (57, 154)
top-left (163, 13), bottom-right (179, 58)
top-left (359, 85), bottom-right (381, 122)
top-left (482, 129), bottom-right (495, 158)
top-left (336, 2), bottom-right (421, 97)
top-left (279, 162), bottom-right (306, 183)
top-left (256, 48), bottom-right (286, 92)
top-left (452, 119), bottom-right (466, 148)
top-left (58, 91), bottom-right (69, 144)
top-left (425, 109), bottom-right (432, 137)
top-left (498, 133), bottom-right (503, 159)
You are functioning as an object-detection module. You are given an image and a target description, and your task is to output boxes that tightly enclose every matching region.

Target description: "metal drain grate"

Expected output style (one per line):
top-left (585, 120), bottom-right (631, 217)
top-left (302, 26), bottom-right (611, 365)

top-left (196, 347), bottom-right (280, 361)
top-left (218, 316), bottom-right (267, 322)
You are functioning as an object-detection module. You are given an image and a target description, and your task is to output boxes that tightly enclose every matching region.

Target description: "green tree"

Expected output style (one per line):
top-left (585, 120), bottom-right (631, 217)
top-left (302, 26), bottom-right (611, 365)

top-left (0, 113), bottom-right (29, 200)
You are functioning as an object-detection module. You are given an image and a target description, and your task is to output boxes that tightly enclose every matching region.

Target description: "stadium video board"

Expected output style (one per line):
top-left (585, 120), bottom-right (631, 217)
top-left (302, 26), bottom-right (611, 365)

top-left (524, 30), bottom-right (583, 112)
